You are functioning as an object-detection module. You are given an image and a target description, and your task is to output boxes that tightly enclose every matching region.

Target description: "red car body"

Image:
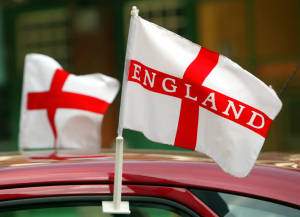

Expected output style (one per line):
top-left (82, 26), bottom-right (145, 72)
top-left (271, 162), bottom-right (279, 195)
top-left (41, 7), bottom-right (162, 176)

top-left (0, 150), bottom-right (299, 216)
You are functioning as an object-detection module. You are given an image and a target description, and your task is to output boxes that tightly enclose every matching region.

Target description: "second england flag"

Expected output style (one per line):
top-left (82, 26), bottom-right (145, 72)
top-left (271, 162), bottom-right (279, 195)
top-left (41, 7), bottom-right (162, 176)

top-left (118, 13), bottom-right (282, 177)
top-left (19, 54), bottom-right (119, 155)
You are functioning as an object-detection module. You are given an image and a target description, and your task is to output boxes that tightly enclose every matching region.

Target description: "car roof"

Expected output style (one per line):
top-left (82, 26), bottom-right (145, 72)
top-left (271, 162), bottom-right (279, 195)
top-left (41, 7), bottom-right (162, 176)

top-left (0, 149), bottom-right (299, 206)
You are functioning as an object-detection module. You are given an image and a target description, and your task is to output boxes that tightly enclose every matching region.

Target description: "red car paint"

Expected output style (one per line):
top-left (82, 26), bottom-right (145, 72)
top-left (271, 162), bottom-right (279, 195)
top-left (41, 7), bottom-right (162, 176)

top-left (0, 150), bottom-right (299, 215)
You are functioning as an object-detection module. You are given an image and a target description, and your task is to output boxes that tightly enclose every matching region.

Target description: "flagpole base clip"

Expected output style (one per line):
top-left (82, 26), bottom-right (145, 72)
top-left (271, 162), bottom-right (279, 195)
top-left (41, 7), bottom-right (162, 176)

top-left (102, 201), bottom-right (130, 214)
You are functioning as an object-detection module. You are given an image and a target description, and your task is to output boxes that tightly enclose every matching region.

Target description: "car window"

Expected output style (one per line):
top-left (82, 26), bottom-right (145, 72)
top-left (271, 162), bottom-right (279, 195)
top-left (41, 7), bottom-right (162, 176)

top-left (0, 196), bottom-right (197, 217)
top-left (0, 206), bottom-right (181, 217)
top-left (191, 188), bottom-right (299, 217)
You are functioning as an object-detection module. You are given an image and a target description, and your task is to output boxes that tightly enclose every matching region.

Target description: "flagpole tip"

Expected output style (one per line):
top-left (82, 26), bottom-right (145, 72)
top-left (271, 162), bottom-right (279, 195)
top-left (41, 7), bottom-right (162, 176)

top-left (131, 6), bottom-right (139, 16)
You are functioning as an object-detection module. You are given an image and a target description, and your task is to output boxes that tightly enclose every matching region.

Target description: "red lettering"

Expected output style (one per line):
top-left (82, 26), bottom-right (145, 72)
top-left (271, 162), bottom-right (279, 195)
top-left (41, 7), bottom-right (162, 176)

top-left (128, 59), bottom-right (271, 138)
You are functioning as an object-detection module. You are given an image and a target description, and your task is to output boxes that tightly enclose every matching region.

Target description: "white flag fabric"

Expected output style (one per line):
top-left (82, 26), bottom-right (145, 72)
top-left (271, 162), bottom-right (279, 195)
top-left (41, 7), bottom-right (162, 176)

top-left (19, 54), bottom-right (119, 154)
top-left (118, 14), bottom-right (282, 177)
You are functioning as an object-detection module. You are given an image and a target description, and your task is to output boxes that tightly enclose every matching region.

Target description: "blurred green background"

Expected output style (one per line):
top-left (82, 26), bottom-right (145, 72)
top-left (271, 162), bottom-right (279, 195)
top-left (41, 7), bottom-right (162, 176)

top-left (0, 0), bottom-right (299, 152)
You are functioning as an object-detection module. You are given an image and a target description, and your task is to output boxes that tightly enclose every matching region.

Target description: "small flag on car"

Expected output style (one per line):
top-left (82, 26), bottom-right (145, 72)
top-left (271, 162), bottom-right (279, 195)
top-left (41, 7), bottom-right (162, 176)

top-left (19, 54), bottom-right (119, 158)
top-left (118, 12), bottom-right (282, 177)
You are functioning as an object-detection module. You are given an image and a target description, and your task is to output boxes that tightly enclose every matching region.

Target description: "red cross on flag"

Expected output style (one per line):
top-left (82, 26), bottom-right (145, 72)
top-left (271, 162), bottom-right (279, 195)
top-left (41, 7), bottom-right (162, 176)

top-left (19, 54), bottom-right (119, 156)
top-left (118, 15), bottom-right (282, 177)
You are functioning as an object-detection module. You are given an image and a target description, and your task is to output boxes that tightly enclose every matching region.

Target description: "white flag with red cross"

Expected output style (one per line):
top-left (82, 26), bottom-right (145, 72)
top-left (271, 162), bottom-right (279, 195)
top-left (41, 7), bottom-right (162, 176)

top-left (19, 54), bottom-right (119, 158)
top-left (118, 14), bottom-right (282, 177)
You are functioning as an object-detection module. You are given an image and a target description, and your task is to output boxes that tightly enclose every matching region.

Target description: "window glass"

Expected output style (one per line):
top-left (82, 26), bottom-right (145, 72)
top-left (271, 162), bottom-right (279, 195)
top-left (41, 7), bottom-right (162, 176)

top-left (0, 205), bottom-right (184, 217)
top-left (191, 189), bottom-right (299, 217)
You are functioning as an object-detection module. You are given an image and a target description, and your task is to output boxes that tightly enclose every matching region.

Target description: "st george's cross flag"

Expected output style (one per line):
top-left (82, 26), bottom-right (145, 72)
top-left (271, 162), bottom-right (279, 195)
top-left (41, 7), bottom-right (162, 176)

top-left (19, 54), bottom-right (119, 156)
top-left (118, 13), bottom-right (282, 177)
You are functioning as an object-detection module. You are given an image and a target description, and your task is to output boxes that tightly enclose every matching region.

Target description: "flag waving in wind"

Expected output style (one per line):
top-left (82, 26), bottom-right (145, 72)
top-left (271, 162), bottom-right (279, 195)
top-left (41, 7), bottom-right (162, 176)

top-left (118, 12), bottom-right (282, 177)
top-left (19, 54), bottom-right (119, 157)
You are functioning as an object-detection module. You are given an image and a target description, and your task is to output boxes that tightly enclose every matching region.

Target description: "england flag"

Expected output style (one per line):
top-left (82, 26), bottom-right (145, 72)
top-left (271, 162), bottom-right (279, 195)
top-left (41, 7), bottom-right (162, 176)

top-left (19, 54), bottom-right (119, 157)
top-left (118, 12), bottom-right (282, 177)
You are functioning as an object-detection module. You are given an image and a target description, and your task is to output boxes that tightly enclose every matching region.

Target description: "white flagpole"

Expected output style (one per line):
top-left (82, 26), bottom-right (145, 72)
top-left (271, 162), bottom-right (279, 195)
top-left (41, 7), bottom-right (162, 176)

top-left (102, 6), bottom-right (139, 214)
top-left (117, 6), bottom-right (139, 136)
top-left (112, 136), bottom-right (125, 208)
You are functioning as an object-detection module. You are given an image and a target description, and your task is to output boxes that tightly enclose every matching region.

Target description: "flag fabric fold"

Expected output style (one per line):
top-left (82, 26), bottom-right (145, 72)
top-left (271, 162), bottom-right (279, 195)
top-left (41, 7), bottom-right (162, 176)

top-left (19, 54), bottom-right (119, 154)
top-left (119, 15), bottom-right (282, 177)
